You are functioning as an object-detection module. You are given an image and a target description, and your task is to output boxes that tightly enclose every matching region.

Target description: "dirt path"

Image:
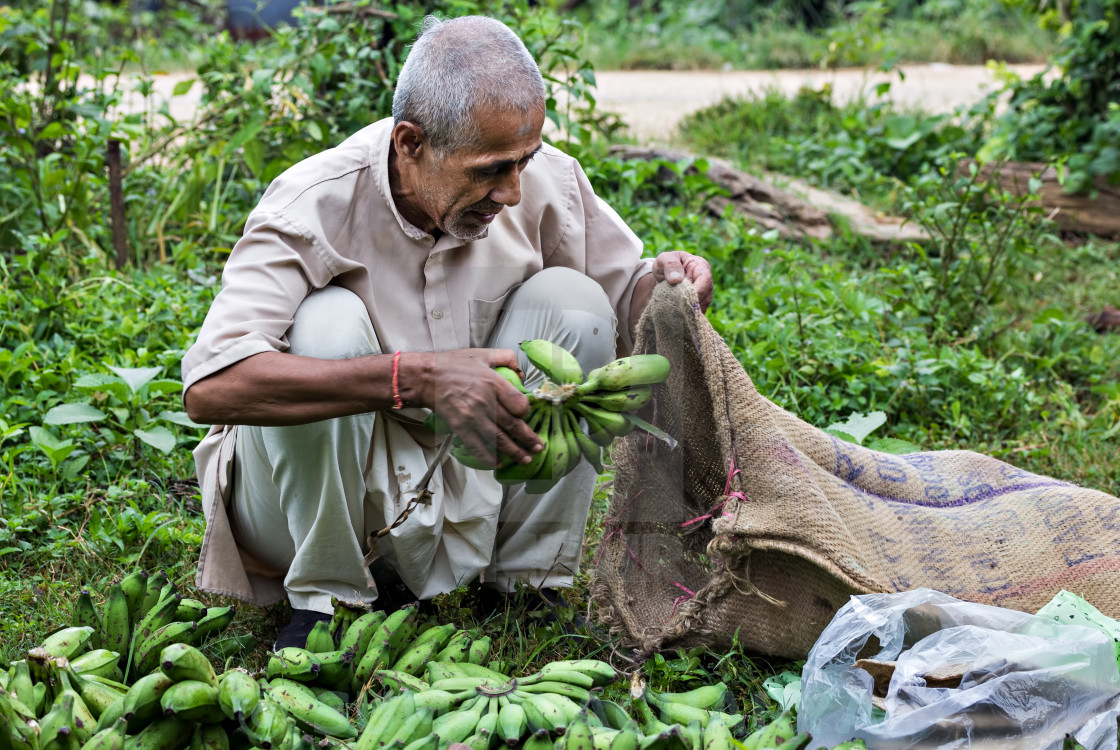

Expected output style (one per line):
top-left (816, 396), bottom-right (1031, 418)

top-left (131, 62), bottom-right (1043, 144)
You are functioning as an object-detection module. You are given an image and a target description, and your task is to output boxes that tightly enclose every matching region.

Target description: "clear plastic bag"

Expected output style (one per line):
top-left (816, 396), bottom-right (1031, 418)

top-left (799, 588), bottom-right (1120, 749)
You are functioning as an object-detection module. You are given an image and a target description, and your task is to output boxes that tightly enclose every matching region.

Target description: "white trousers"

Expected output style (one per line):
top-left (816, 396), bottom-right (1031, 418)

top-left (228, 268), bottom-right (618, 613)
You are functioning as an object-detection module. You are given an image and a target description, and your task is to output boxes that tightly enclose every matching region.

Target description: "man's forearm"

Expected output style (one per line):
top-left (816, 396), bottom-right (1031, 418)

top-left (183, 350), bottom-right (431, 426)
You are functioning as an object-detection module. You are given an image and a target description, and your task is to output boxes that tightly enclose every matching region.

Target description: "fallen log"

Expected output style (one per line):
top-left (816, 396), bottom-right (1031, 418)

top-left (609, 145), bottom-right (928, 243)
top-left (966, 160), bottom-right (1120, 238)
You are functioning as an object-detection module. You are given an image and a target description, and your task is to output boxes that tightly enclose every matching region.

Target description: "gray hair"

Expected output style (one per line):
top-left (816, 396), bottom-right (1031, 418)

top-left (392, 15), bottom-right (547, 156)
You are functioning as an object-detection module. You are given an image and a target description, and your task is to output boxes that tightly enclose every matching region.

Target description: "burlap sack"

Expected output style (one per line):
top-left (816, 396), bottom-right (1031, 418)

top-left (591, 281), bottom-right (1120, 660)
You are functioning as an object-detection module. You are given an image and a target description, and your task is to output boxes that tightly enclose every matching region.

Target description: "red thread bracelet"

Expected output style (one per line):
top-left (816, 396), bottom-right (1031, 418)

top-left (391, 350), bottom-right (403, 410)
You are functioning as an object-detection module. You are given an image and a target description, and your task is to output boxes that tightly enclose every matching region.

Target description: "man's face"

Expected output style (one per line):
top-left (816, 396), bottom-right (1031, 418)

top-left (409, 105), bottom-right (546, 241)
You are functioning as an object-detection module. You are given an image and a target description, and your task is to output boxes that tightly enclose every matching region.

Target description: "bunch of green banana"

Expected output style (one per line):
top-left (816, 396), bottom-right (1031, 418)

top-left (441, 339), bottom-right (672, 490)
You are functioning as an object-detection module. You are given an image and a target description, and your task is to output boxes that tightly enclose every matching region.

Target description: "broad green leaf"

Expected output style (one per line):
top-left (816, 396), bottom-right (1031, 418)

top-left (306, 121), bottom-right (324, 142)
top-left (172, 78), bottom-right (196, 97)
top-left (826, 411), bottom-right (887, 445)
top-left (108, 365), bottom-right (162, 395)
top-left (74, 373), bottom-right (120, 389)
top-left (243, 139), bottom-right (265, 177)
top-left (763, 671), bottom-right (802, 712)
top-left (157, 410), bottom-right (204, 429)
top-left (625, 414), bottom-right (677, 449)
top-left (135, 426), bottom-right (177, 454)
top-left (824, 428), bottom-right (858, 444)
top-left (44, 403), bottom-right (106, 425)
top-left (146, 379), bottom-right (184, 396)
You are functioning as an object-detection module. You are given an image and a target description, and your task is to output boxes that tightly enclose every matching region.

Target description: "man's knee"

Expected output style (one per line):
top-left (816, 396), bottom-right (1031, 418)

top-left (511, 267), bottom-right (614, 321)
top-left (287, 286), bottom-right (379, 360)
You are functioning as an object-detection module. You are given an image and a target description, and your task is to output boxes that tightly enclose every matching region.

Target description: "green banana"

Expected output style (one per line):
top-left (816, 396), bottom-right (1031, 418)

top-left (159, 679), bottom-right (223, 723)
top-left (431, 697), bottom-right (483, 744)
top-left (412, 688), bottom-right (456, 714)
top-left (125, 716), bottom-right (193, 750)
top-left (303, 620), bottom-right (335, 654)
top-left (310, 686), bottom-right (346, 715)
top-left (426, 661), bottom-right (509, 684)
top-left (701, 713), bottom-right (735, 750)
top-left (82, 716), bottom-right (129, 750)
top-left (139, 571), bottom-right (171, 621)
top-left (94, 696), bottom-right (126, 733)
top-left (391, 623), bottom-right (456, 675)
top-left (750, 712), bottom-right (796, 749)
top-left (573, 402), bottom-right (635, 440)
top-left (338, 610), bottom-right (387, 657)
top-left (371, 668), bottom-right (428, 693)
top-left (351, 606), bottom-right (417, 695)
top-left (521, 339), bottom-right (584, 385)
top-left (451, 439), bottom-right (510, 470)
top-left (386, 705), bottom-right (434, 746)
top-left (63, 664), bottom-right (127, 719)
top-left (517, 691), bottom-right (569, 735)
top-left (429, 676), bottom-right (500, 692)
top-left (74, 590), bottom-right (104, 647)
top-left (121, 671), bottom-right (176, 731)
top-left (521, 669), bottom-right (594, 689)
top-left (190, 723), bottom-right (230, 750)
top-left (568, 409), bottom-right (604, 472)
top-left (494, 405), bottom-right (551, 484)
top-left (609, 727), bottom-right (642, 750)
top-left (562, 406), bottom-right (583, 475)
top-left (580, 355), bottom-right (670, 392)
top-left (498, 700), bottom-right (528, 745)
top-left (541, 660), bottom-right (618, 687)
top-left (267, 681), bottom-right (357, 739)
top-left (130, 586), bottom-right (182, 660)
top-left (522, 728), bottom-right (555, 750)
top-left (577, 406), bottom-right (616, 448)
top-left (246, 699), bottom-right (293, 750)
top-left (354, 692), bottom-right (414, 750)
top-left (582, 386), bottom-right (653, 412)
top-left (190, 605), bottom-right (235, 646)
top-left (8, 659), bottom-right (34, 709)
top-left (591, 698), bottom-right (637, 731)
top-left (160, 643), bottom-right (218, 688)
top-left (313, 649), bottom-right (355, 693)
top-left (217, 668), bottom-right (260, 721)
top-left (134, 621), bottom-right (199, 677)
top-left (42, 625), bottom-right (96, 660)
top-left (432, 630), bottom-right (473, 663)
top-left (653, 683), bottom-right (733, 712)
top-left (71, 649), bottom-right (122, 680)
top-left (102, 583), bottom-right (132, 657)
top-left (327, 598), bottom-right (366, 644)
top-left (537, 692), bottom-right (585, 726)
top-left (423, 411), bottom-right (453, 435)
top-left (557, 707), bottom-right (594, 750)
top-left (467, 636), bottom-right (492, 666)
top-left (518, 680), bottom-right (592, 703)
top-left (495, 366), bottom-right (531, 394)
top-left (119, 569), bottom-right (149, 626)
top-left (402, 736), bottom-right (439, 750)
top-left (266, 647), bottom-right (321, 683)
top-left (175, 600), bottom-right (208, 623)
top-left (38, 690), bottom-right (79, 748)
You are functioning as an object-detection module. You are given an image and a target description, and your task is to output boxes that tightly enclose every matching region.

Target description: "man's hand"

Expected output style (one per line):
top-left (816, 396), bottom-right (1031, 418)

top-left (652, 250), bottom-right (713, 311)
top-left (628, 250), bottom-right (714, 339)
top-left (422, 348), bottom-right (543, 467)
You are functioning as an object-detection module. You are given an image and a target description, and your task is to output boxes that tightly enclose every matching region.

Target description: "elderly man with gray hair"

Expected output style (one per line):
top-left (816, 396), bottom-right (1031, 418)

top-left (182, 15), bottom-right (713, 647)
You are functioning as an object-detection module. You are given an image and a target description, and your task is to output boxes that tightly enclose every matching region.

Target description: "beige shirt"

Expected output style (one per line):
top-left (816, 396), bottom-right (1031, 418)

top-left (183, 117), bottom-right (651, 604)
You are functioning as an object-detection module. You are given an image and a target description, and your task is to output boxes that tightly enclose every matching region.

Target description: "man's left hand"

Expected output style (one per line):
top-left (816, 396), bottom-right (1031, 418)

top-left (652, 250), bottom-right (713, 312)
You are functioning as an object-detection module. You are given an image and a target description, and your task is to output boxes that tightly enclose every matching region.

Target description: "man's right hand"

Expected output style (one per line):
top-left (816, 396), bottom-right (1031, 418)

top-left (416, 348), bottom-right (543, 467)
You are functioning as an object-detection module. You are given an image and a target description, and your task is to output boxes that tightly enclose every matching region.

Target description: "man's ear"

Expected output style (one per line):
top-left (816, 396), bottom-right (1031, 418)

top-left (392, 121), bottom-right (426, 163)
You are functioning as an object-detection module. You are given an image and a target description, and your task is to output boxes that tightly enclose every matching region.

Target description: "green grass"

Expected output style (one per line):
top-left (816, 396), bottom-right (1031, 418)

top-left (575, 0), bottom-right (1056, 70)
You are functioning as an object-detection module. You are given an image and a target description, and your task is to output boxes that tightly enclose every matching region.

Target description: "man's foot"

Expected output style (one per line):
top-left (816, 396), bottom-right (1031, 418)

top-left (273, 608), bottom-right (332, 651)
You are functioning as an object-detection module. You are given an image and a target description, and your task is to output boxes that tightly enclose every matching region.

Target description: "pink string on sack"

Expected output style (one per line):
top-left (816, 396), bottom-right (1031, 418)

top-left (681, 456), bottom-right (748, 528)
top-left (669, 581), bottom-right (697, 617)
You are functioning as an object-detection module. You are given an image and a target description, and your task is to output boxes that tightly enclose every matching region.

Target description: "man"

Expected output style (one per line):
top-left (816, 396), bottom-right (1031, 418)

top-left (182, 15), bottom-right (713, 647)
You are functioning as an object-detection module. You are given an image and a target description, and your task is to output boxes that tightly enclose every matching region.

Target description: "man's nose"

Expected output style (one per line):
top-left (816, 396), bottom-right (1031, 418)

top-left (489, 169), bottom-right (523, 207)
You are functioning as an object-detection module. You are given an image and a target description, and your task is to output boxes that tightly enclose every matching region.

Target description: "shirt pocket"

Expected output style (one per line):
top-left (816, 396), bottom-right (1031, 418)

top-left (468, 285), bottom-right (520, 348)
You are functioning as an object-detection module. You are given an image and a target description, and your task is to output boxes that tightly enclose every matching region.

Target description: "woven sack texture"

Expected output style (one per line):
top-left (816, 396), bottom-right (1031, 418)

top-left (591, 281), bottom-right (1120, 660)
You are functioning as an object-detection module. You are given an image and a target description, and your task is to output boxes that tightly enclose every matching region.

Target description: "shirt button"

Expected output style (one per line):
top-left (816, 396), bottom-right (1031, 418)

top-left (431, 309), bottom-right (443, 320)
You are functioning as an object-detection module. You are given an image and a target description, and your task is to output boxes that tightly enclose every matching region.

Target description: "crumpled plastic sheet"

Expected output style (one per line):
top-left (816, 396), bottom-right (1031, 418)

top-left (799, 588), bottom-right (1120, 749)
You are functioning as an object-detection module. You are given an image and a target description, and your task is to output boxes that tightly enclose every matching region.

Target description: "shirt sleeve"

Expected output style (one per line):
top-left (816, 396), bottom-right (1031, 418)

top-left (180, 211), bottom-right (332, 394)
top-left (543, 157), bottom-right (652, 354)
